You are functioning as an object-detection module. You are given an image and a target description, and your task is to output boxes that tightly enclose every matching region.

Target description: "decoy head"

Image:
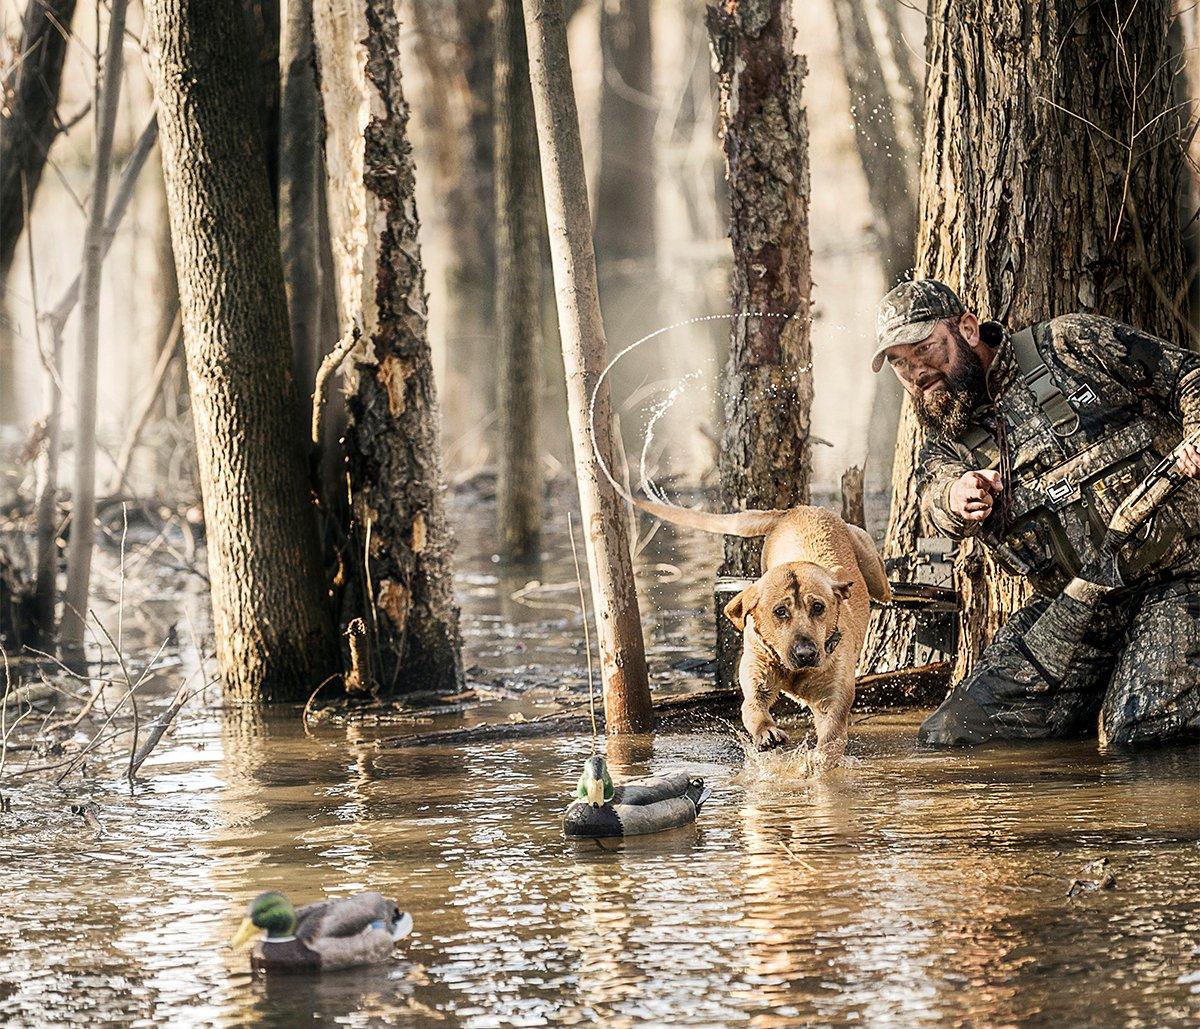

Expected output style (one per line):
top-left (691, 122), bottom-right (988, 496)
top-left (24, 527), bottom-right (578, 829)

top-left (576, 755), bottom-right (614, 808)
top-left (230, 891), bottom-right (297, 949)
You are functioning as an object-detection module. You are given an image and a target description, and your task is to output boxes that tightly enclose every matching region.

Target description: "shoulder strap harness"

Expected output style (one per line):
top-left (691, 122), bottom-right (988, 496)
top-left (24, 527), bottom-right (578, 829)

top-left (1010, 326), bottom-right (1080, 437)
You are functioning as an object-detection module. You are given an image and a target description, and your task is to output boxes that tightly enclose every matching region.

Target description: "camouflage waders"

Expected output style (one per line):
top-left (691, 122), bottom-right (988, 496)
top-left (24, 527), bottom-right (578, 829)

top-left (912, 313), bottom-right (1200, 746)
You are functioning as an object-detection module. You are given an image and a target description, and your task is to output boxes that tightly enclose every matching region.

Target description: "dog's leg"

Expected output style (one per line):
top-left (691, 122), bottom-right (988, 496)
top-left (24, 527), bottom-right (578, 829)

top-left (810, 691), bottom-right (853, 768)
top-left (738, 638), bottom-right (787, 750)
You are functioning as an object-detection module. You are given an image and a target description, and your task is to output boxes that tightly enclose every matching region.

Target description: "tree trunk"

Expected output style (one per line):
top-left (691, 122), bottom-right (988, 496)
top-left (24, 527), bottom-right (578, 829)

top-left (522, 0), bottom-right (653, 734)
top-left (864, 0), bottom-right (1186, 679)
top-left (0, 0), bottom-right (77, 285)
top-left (707, 0), bottom-right (815, 578)
top-left (407, 0), bottom-right (497, 442)
top-left (0, 0), bottom-right (77, 421)
top-left (243, 0), bottom-right (281, 206)
top-left (60, 0), bottom-right (129, 652)
top-left (278, 0), bottom-right (325, 399)
top-left (494, 0), bottom-right (544, 562)
top-left (594, 0), bottom-right (659, 374)
top-left (313, 0), bottom-right (464, 692)
top-left (830, 0), bottom-right (919, 493)
top-left (145, 0), bottom-right (338, 700)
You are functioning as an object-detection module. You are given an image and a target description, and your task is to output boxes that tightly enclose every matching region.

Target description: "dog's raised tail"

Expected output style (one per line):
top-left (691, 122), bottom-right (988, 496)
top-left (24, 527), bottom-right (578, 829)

top-left (631, 497), bottom-right (787, 538)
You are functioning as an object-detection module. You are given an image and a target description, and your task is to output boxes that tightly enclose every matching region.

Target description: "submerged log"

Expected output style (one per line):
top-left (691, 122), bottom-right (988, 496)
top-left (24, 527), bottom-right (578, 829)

top-left (377, 663), bottom-right (950, 748)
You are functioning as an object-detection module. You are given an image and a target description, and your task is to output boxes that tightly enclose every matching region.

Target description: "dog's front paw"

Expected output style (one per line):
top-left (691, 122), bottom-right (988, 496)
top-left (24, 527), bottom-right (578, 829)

top-left (754, 726), bottom-right (790, 751)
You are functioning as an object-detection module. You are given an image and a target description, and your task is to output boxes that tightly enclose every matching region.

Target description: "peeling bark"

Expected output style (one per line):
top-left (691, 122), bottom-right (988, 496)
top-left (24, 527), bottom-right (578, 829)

top-left (864, 0), bottom-right (1186, 678)
top-left (707, 0), bottom-right (814, 577)
top-left (313, 0), bottom-right (464, 692)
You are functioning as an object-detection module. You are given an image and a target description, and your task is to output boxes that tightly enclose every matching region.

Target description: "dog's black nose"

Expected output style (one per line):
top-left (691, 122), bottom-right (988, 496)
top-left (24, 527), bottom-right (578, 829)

top-left (790, 639), bottom-right (819, 667)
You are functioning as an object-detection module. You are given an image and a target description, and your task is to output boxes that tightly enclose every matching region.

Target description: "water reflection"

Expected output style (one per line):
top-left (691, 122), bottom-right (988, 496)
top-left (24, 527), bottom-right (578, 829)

top-left (2, 499), bottom-right (1198, 1025)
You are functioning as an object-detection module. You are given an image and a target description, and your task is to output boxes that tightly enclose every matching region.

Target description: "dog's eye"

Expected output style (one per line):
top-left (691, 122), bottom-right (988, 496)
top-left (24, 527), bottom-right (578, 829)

top-left (772, 604), bottom-right (789, 620)
top-left (811, 601), bottom-right (826, 617)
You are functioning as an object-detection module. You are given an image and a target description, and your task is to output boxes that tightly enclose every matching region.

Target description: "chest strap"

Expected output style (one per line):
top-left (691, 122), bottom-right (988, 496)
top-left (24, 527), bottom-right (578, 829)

top-left (1010, 326), bottom-right (1080, 437)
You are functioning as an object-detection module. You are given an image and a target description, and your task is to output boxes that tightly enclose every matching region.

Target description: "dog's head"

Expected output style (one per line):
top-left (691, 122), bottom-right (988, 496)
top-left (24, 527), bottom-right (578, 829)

top-left (723, 562), bottom-right (853, 672)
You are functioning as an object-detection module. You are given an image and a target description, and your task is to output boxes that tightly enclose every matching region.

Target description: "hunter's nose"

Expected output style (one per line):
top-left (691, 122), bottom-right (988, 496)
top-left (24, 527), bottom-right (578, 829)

top-left (790, 639), bottom-right (819, 668)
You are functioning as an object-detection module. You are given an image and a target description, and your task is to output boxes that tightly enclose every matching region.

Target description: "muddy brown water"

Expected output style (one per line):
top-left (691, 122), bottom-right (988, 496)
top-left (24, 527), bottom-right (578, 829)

top-left (2, 494), bottom-right (1198, 1026)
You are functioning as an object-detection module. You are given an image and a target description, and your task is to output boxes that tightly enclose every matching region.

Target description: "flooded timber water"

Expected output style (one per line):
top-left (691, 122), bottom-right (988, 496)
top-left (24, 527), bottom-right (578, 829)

top-left (1, 491), bottom-right (1198, 1027)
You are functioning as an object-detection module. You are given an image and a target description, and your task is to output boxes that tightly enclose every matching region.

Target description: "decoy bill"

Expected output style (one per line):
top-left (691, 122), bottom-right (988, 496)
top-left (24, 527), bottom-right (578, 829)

top-left (562, 756), bottom-right (711, 839)
top-left (230, 891), bottom-right (413, 973)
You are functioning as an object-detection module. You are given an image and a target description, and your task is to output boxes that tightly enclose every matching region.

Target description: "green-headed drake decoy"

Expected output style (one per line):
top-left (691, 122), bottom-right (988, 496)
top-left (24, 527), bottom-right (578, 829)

top-left (562, 755), bottom-right (711, 839)
top-left (230, 891), bottom-right (413, 973)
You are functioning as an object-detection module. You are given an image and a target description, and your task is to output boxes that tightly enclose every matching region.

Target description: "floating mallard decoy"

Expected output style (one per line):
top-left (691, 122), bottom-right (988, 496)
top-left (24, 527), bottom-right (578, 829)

top-left (562, 755), bottom-right (711, 839)
top-left (230, 890), bottom-right (413, 973)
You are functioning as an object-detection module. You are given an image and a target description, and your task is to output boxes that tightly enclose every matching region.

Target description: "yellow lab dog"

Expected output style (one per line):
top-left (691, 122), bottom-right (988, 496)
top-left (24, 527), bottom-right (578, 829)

top-left (634, 500), bottom-right (890, 764)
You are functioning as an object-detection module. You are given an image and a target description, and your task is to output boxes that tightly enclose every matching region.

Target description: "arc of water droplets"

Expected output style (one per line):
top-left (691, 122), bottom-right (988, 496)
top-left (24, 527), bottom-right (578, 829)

top-left (588, 311), bottom-right (813, 507)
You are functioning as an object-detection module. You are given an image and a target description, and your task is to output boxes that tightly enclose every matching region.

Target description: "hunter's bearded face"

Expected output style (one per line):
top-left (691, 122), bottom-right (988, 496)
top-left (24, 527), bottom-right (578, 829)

top-left (884, 320), bottom-right (987, 439)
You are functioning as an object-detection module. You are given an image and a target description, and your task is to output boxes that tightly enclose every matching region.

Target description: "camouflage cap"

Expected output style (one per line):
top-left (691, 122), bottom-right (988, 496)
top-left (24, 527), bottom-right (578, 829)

top-left (871, 279), bottom-right (965, 372)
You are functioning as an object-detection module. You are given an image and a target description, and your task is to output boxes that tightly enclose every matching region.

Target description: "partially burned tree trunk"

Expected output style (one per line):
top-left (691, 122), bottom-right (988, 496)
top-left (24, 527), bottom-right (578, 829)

top-left (522, 0), bottom-right (653, 733)
top-left (864, 0), bottom-right (1186, 679)
top-left (494, 0), bottom-right (544, 561)
top-left (0, 0), bottom-right (77, 285)
top-left (243, 0), bottom-right (281, 206)
top-left (707, 0), bottom-right (814, 577)
top-left (313, 0), bottom-right (464, 692)
top-left (145, 0), bottom-right (338, 700)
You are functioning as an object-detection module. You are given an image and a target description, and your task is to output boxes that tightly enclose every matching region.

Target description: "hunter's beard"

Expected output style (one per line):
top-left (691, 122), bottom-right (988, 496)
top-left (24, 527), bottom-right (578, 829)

top-left (911, 331), bottom-right (987, 439)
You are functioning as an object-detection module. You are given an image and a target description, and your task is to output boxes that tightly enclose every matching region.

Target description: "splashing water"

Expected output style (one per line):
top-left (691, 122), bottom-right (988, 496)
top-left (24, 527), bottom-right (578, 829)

top-left (638, 368), bottom-right (706, 503)
top-left (730, 731), bottom-right (862, 788)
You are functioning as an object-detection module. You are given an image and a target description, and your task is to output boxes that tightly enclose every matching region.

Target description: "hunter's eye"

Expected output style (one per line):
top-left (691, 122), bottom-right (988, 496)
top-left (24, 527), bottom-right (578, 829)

top-left (811, 601), bottom-right (826, 617)
top-left (772, 604), bottom-right (789, 620)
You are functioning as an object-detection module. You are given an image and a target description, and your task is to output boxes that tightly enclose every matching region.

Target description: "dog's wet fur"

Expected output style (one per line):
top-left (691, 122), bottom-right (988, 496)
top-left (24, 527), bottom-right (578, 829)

top-left (633, 498), bottom-right (891, 767)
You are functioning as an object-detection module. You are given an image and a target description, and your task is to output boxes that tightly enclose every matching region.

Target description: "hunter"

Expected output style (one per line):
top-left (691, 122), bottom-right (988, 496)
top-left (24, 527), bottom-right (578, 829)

top-left (872, 279), bottom-right (1200, 746)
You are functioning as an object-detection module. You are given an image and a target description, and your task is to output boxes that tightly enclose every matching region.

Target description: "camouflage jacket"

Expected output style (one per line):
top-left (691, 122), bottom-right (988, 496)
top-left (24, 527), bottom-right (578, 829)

top-left (917, 314), bottom-right (1200, 595)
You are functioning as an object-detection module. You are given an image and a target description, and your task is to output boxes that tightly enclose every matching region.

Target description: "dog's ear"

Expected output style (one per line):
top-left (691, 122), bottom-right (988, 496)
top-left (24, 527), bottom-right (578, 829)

top-left (831, 580), bottom-right (854, 603)
top-left (723, 584), bottom-right (759, 631)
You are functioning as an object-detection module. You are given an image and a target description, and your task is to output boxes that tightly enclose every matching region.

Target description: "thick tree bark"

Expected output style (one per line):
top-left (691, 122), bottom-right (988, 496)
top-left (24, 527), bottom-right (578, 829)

top-left (864, 0), bottom-right (1186, 679)
top-left (707, 0), bottom-right (814, 578)
top-left (60, 0), bottom-right (129, 652)
top-left (494, 0), bottom-right (544, 561)
top-left (0, 0), bottom-right (77, 285)
top-left (522, 0), bottom-right (653, 733)
top-left (145, 0), bottom-right (338, 700)
top-left (313, 0), bottom-right (464, 692)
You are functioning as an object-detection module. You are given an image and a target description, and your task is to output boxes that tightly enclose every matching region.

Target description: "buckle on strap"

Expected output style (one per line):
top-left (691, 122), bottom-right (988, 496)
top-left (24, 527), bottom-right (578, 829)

top-left (1010, 327), bottom-right (1080, 437)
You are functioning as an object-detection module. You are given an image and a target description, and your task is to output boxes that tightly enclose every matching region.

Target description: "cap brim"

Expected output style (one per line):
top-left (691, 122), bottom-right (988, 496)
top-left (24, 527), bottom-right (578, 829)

top-left (871, 318), bottom-right (941, 372)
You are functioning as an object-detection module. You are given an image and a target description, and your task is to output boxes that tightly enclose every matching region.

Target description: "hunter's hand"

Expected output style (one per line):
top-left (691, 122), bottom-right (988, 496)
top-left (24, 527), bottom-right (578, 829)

top-left (949, 470), bottom-right (1003, 523)
top-left (1179, 439), bottom-right (1200, 479)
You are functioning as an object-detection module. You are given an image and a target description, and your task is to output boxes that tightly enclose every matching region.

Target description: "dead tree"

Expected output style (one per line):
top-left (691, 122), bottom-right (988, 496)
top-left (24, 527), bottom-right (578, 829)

top-left (522, 0), bottom-right (653, 733)
top-left (707, 0), bottom-right (815, 577)
top-left (145, 0), bottom-right (338, 700)
top-left (494, 0), bottom-right (544, 562)
top-left (864, 0), bottom-right (1186, 680)
top-left (60, 0), bottom-right (129, 652)
top-left (313, 0), bottom-right (464, 692)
